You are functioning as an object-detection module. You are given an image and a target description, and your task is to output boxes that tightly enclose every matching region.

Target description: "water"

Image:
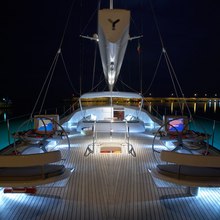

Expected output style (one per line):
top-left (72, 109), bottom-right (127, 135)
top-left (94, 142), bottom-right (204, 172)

top-left (0, 110), bottom-right (31, 149)
top-left (1, 99), bottom-right (220, 151)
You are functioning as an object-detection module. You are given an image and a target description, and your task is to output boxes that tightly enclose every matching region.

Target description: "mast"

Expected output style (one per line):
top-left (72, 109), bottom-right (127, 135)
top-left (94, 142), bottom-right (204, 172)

top-left (110, 0), bottom-right (113, 9)
top-left (98, 2), bottom-right (130, 91)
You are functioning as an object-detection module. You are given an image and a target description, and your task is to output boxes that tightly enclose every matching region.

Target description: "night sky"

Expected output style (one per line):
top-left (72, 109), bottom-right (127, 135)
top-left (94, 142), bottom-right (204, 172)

top-left (2, 0), bottom-right (220, 112)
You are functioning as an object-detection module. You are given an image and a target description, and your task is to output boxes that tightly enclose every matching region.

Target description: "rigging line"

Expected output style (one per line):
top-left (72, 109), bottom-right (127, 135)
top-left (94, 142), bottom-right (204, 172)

top-left (149, 0), bottom-right (192, 118)
top-left (130, 16), bottom-right (143, 35)
top-left (80, 4), bottom-right (99, 35)
top-left (79, 37), bottom-right (86, 96)
top-left (31, 0), bottom-right (76, 117)
top-left (148, 0), bottom-right (165, 48)
top-left (102, 84), bottom-right (108, 92)
top-left (129, 1), bottom-right (144, 35)
top-left (114, 85), bottom-right (119, 91)
top-left (138, 40), bottom-right (143, 94)
top-left (79, 0), bottom-right (83, 96)
top-left (143, 50), bottom-right (163, 96)
top-left (59, 0), bottom-right (77, 49)
top-left (118, 79), bottom-right (140, 94)
top-left (165, 51), bottom-right (184, 97)
top-left (39, 51), bottom-right (61, 114)
top-left (163, 51), bottom-right (179, 97)
top-left (60, 99), bottom-right (78, 119)
top-left (141, 0), bottom-right (144, 33)
top-left (117, 74), bottom-right (126, 91)
top-left (163, 51), bottom-right (183, 115)
top-left (165, 52), bottom-right (193, 119)
top-left (139, 4), bottom-right (144, 94)
top-left (92, 42), bottom-right (98, 90)
top-left (97, 71), bottom-right (105, 91)
top-left (79, 0), bottom-right (99, 96)
top-left (89, 77), bottom-right (105, 93)
top-left (31, 51), bottom-right (60, 118)
top-left (60, 52), bottom-right (79, 96)
top-left (164, 49), bottom-right (192, 118)
top-left (145, 100), bottom-right (163, 119)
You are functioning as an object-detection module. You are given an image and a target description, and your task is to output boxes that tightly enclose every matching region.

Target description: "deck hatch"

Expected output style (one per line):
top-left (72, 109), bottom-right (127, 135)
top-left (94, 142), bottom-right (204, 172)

top-left (100, 146), bottom-right (122, 153)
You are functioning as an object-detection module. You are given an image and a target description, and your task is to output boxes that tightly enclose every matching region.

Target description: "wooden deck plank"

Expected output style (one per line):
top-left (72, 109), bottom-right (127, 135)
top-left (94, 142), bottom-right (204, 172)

top-left (0, 132), bottom-right (220, 219)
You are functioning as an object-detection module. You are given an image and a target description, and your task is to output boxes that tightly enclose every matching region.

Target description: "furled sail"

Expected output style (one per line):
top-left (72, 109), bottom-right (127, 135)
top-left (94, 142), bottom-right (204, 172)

top-left (98, 8), bottom-right (130, 91)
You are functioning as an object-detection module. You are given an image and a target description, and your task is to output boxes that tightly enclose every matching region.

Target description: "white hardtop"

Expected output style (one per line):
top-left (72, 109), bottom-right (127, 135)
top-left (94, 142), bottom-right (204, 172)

top-left (80, 91), bottom-right (143, 99)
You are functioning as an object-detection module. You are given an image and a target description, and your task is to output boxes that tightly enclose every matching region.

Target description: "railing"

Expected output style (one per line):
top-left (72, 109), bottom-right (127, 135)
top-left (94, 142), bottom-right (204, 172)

top-left (83, 120), bottom-right (137, 157)
top-left (84, 121), bottom-right (96, 157)
top-left (125, 121), bottom-right (136, 157)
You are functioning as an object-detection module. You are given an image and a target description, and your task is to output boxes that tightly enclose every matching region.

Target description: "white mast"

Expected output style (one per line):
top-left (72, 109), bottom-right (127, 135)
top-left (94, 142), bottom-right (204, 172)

top-left (98, 0), bottom-right (130, 91)
top-left (110, 0), bottom-right (113, 9)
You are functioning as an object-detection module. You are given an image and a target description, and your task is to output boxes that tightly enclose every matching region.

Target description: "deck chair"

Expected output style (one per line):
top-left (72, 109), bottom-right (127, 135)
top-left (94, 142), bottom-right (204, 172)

top-left (149, 150), bottom-right (220, 196)
top-left (0, 150), bottom-right (71, 188)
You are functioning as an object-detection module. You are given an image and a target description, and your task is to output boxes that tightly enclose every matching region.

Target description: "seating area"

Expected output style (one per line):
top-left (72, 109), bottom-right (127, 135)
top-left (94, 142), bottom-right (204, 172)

top-left (149, 150), bottom-right (220, 196)
top-left (0, 150), bottom-right (70, 187)
top-left (12, 114), bottom-right (60, 144)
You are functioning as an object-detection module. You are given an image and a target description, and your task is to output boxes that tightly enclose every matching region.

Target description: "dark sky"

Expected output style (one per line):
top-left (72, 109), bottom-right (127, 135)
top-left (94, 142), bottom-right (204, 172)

top-left (1, 0), bottom-right (220, 111)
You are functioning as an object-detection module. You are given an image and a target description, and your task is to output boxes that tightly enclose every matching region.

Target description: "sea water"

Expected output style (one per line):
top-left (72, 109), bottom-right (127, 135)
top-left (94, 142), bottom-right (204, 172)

top-left (0, 112), bottom-right (33, 150)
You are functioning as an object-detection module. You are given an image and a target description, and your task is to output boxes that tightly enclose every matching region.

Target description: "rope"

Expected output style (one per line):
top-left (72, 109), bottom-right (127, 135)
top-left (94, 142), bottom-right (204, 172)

top-left (79, 1), bottom-right (101, 95)
top-left (148, 0), bottom-right (165, 49)
top-left (31, 51), bottom-right (60, 118)
top-left (164, 52), bottom-right (193, 119)
top-left (130, 16), bottom-right (143, 36)
top-left (31, 0), bottom-right (77, 117)
top-left (163, 50), bottom-right (180, 101)
top-left (58, 0), bottom-right (77, 49)
top-left (60, 52), bottom-right (79, 96)
top-left (60, 99), bottom-right (79, 119)
top-left (39, 50), bottom-right (60, 114)
top-left (80, 4), bottom-right (99, 35)
top-left (89, 77), bottom-right (105, 93)
top-left (143, 50), bottom-right (163, 96)
top-left (138, 40), bottom-right (143, 94)
top-left (92, 42), bottom-right (98, 90)
top-left (147, 0), bottom-right (193, 119)
top-left (118, 79), bottom-right (140, 94)
top-left (164, 49), bottom-right (183, 115)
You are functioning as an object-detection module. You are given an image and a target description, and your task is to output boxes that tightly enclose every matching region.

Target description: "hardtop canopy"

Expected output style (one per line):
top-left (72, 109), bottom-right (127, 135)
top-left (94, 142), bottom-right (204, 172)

top-left (80, 91), bottom-right (143, 99)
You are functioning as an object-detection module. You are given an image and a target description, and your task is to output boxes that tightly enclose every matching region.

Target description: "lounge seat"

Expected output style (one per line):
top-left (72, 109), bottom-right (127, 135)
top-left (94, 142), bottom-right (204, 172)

top-left (149, 150), bottom-right (220, 195)
top-left (0, 150), bottom-right (71, 187)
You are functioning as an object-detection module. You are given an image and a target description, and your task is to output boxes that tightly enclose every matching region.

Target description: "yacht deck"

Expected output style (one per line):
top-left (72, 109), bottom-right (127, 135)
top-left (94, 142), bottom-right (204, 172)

top-left (1, 132), bottom-right (220, 220)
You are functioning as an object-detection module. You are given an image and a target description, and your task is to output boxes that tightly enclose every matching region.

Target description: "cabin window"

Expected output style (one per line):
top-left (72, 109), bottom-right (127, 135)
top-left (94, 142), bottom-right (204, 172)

top-left (113, 107), bottom-right (124, 120)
